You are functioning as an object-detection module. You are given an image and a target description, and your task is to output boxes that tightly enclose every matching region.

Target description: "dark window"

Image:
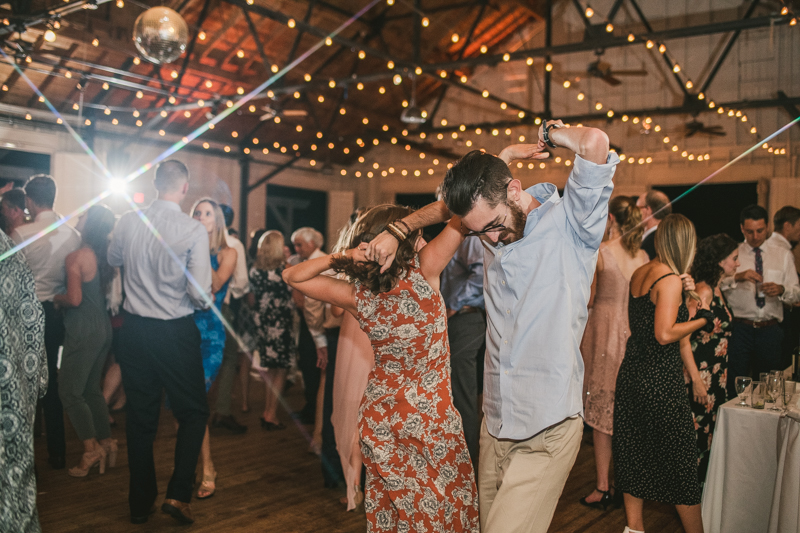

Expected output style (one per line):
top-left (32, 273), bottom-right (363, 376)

top-left (266, 184), bottom-right (327, 248)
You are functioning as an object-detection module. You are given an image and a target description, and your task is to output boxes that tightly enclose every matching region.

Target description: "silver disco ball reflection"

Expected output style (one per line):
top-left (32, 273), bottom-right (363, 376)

top-left (133, 7), bottom-right (188, 65)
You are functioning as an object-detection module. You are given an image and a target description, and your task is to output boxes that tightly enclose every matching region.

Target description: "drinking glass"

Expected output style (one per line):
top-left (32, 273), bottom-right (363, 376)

top-left (735, 376), bottom-right (752, 407)
top-left (768, 371), bottom-right (784, 411)
top-left (751, 381), bottom-right (766, 409)
top-left (760, 372), bottom-right (771, 401)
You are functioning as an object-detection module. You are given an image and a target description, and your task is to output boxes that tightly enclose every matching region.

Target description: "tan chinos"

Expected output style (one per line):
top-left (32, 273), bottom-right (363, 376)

top-left (478, 415), bottom-right (583, 533)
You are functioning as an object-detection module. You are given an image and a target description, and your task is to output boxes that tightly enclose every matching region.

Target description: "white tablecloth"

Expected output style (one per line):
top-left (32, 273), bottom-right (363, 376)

top-left (769, 413), bottom-right (800, 533)
top-left (702, 398), bottom-right (800, 533)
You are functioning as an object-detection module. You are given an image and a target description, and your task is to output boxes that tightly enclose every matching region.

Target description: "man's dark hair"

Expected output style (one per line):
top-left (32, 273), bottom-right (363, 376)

top-left (773, 205), bottom-right (800, 231)
top-left (24, 174), bottom-right (57, 208)
top-left (2, 188), bottom-right (26, 210)
top-left (154, 160), bottom-right (189, 193)
top-left (220, 204), bottom-right (234, 228)
top-left (740, 204), bottom-right (768, 225)
top-left (440, 150), bottom-right (512, 217)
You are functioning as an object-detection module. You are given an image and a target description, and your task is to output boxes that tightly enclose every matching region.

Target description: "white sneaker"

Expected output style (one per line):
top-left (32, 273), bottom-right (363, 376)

top-left (623, 527), bottom-right (644, 533)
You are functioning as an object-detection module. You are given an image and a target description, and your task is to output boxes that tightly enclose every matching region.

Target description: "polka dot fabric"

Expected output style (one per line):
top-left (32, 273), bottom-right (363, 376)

top-left (613, 273), bottom-right (702, 506)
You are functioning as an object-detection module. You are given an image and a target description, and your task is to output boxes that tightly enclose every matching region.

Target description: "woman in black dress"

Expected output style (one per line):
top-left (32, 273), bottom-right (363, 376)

top-left (613, 214), bottom-right (716, 533)
top-left (686, 234), bottom-right (739, 483)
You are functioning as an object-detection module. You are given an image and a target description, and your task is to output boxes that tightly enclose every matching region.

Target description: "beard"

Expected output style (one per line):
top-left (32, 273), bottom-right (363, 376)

top-left (498, 201), bottom-right (527, 244)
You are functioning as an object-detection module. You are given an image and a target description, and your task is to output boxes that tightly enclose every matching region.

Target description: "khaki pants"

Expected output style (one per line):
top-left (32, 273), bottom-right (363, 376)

top-left (478, 416), bottom-right (583, 533)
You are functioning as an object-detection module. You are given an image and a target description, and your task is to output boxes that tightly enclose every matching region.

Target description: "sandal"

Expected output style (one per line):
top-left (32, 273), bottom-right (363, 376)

top-left (579, 488), bottom-right (615, 511)
top-left (196, 471), bottom-right (217, 500)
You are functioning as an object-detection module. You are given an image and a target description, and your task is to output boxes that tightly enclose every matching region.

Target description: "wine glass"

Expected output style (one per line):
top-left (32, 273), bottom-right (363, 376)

top-left (767, 372), bottom-right (783, 411)
top-left (735, 376), bottom-right (752, 407)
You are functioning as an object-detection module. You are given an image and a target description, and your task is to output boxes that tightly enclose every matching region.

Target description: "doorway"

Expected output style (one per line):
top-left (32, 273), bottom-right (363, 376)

top-left (651, 182), bottom-right (758, 241)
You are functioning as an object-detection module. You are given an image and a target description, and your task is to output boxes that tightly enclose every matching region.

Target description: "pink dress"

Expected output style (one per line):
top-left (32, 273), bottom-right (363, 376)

top-left (580, 246), bottom-right (632, 435)
top-left (332, 312), bottom-right (374, 510)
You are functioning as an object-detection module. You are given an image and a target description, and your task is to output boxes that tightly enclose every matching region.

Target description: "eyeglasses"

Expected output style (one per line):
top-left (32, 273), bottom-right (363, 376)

top-left (461, 204), bottom-right (508, 237)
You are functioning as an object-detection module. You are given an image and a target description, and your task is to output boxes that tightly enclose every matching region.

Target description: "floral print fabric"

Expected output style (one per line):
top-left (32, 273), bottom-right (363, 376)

top-left (689, 293), bottom-right (732, 482)
top-left (250, 266), bottom-right (296, 369)
top-left (353, 256), bottom-right (479, 532)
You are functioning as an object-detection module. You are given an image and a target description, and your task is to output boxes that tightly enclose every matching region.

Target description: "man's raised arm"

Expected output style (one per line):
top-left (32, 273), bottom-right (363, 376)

top-left (365, 200), bottom-right (451, 271)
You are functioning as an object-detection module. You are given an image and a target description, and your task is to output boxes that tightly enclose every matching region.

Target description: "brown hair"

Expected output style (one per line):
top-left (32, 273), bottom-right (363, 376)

top-left (655, 213), bottom-right (699, 301)
top-left (329, 204), bottom-right (421, 294)
top-left (609, 196), bottom-right (644, 257)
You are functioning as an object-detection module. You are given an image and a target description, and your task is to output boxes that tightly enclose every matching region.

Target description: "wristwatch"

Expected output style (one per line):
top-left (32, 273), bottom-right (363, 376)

top-left (543, 121), bottom-right (562, 149)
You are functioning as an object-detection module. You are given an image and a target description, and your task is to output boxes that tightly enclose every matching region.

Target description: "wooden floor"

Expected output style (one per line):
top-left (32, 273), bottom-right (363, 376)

top-left (35, 378), bottom-right (686, 532)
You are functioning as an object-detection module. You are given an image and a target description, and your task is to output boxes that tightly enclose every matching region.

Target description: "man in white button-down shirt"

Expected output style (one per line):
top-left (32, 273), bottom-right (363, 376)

top-left (722, 204), bottom-right (800, 399)
top-left (366, 121), bottom-right (616, 533)
top-left (12, 175), bottom-right (81, 470)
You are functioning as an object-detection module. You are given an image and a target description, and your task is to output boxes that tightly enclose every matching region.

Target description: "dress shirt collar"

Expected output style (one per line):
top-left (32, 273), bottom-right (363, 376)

top-left (33, 210), bottom-right (60, 223)
top-left (744, 240), bottom-right (766, 253)
top-left (769, 232), bottom-right (792, 251)
top-left (642, 224), bottom-right (657, 240)
top-left (150, 199), bottom-right (182, 212)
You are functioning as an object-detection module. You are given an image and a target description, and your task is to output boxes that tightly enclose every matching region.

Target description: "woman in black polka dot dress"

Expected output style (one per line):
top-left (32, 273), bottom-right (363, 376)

top-left (613, 215), bottom-right (716, 533)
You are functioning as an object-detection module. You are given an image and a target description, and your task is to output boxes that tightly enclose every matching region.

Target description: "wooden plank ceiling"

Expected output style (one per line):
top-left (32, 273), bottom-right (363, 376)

top-left (0, 0), bottom-right (543, 165)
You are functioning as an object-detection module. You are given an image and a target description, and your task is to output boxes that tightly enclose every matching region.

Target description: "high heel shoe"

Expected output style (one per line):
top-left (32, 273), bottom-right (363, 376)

top-left (102, 439), bottom-right (119, 468)
top-left (68, 448), bottom-right (107, 477)
top-left (579, 488), bottom-right (615, 510)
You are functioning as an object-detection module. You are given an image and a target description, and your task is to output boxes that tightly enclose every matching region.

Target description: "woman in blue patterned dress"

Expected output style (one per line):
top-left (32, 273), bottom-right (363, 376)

top-left (191, 198), bottom-right (237, 499)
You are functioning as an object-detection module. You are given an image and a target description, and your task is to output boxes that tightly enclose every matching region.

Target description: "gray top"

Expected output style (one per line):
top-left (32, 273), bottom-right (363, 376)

top-left (108, 199), bottom-right (212, 320)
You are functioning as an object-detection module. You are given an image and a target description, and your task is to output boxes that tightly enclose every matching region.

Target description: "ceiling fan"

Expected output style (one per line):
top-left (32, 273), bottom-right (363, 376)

top-left (683, 119), bottom-right (726, 137)
top-left (259, 105), bottom-right (308, 122)
top-left (586, 58), bottom-right (647, 86)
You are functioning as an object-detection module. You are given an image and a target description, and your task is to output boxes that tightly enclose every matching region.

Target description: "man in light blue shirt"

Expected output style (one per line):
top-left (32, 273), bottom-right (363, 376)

top-left (366, 121), bottom-right (617, 532)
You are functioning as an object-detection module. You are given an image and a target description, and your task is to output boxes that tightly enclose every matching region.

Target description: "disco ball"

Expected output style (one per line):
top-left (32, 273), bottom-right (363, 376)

top-left (132, 7), bottom-right (188, 65)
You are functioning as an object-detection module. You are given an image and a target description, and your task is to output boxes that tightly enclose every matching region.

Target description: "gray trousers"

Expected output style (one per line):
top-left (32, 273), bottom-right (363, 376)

top-left (448, 311), bottom-right (486, 466)
top-left (59, 322), bottom-right (112, 442)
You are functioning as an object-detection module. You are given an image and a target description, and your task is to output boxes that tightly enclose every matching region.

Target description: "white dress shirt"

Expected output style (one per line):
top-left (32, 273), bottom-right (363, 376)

top-left (224, 232), bottom-right (250, 304)
top-left (108, 200), bottom-right (212, 320)
top-left (11, 210), bottom-right (81, 302)
top-left (721, 241), bottom-right (800, 322)
top-left (767, 231), bottom-right (792, 252)
top-left (482, 153), bottom-right (618, 440)
top-left (641, 225), bottom-right (657, 242)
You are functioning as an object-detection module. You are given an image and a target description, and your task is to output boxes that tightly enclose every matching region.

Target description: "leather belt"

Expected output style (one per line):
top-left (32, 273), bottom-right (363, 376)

top-left (733, 317), bottom-right (779, 329)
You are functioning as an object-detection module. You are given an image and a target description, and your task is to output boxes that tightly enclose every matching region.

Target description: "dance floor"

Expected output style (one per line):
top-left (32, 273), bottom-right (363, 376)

top-left (35, 378), bottom-right (685, 532)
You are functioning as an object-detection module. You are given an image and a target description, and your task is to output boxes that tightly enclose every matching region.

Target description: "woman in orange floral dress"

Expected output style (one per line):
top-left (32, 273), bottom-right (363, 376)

top-left (284, 204), bottom-right (479, 532)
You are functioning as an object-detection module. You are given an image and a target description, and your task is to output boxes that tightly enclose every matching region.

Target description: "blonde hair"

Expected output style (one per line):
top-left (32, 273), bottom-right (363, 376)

top-left (655, 213), bottom-right (699, 301)
top-left (255, 230), bottom-right (286, 271)
top-left (192, 198), bottom-right (228, 254)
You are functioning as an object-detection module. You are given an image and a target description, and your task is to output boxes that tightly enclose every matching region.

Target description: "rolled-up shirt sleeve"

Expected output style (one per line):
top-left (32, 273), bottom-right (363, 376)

top-left (303, 296), bottom-right (328, 348)
top-left (563, 152), bottom-right (619, 250)
top-left (780, 252), bottom-right (800, 305)
top-left (186, 224), bottom-right (213, 310)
